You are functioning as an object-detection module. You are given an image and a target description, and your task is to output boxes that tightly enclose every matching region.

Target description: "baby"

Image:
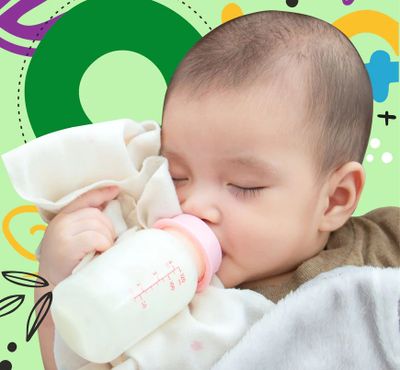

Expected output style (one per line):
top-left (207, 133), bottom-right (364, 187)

top-left (36, 10), bottom-right (400, 369)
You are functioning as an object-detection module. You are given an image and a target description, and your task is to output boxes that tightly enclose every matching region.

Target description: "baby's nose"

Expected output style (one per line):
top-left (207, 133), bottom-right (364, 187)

top-left (180, 193), bottom-right (221, 225)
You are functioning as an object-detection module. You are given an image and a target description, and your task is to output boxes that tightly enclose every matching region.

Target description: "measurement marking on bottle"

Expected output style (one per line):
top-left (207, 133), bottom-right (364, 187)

top-left (132, 260), bottom-right (186, 309)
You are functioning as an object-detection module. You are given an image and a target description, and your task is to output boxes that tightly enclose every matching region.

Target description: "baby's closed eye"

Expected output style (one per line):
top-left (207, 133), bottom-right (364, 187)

top-left (171, 177), bottom-right (188, 182)
top-left (228, 184), bottom-right (266, 199)
top-left (170, 172), bottom-right (267, 200)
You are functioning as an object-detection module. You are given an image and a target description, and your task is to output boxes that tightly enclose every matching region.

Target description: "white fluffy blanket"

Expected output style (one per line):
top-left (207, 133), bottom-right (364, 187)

top-left (211, 265), bottom-right (400, 370)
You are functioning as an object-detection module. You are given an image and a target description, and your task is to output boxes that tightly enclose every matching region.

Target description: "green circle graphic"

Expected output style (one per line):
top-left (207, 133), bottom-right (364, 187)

top-left (25, 0), bottom-right (201, 137)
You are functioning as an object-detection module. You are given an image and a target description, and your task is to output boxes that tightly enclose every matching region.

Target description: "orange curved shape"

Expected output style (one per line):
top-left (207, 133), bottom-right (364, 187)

top-left (333, 10), bottom-right (399, 55)
top-left (2, 205), bottom-right (46, 261)
top-left (30, 224), bottom-right (47, 235)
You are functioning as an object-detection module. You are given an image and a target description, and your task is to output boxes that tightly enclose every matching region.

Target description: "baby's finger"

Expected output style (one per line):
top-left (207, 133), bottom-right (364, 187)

top-left (70, 207), bottom-right (117, 240)
top-left (60, 186), bottom-right (120, 214)
top-left (75, 231), bottom-right (113, 255)
top-left (70, 218), bottom-right (115, 245)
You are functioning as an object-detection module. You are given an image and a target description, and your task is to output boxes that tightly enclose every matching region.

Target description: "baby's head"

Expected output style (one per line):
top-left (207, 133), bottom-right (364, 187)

top-left (160, 11), bottom-right (373, 288)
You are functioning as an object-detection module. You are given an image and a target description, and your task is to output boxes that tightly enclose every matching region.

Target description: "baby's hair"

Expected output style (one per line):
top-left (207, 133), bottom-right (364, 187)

top-left (163, 10), bottom-right (373, 185)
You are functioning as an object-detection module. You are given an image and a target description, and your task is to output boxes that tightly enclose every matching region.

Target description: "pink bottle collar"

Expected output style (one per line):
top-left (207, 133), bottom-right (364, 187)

top-left (153, 214), bottom-right (222, 292)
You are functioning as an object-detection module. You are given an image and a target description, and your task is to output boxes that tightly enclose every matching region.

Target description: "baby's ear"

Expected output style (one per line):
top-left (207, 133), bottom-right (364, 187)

top-left (318, 162), bottom-right (365, 232)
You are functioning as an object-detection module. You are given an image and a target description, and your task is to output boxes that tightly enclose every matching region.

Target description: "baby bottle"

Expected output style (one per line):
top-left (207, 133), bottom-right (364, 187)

top-left (51, 214), bottom-right (222, 363)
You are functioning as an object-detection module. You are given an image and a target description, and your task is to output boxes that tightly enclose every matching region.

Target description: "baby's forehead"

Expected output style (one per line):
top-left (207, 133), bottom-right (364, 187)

top-left (163, 57), bottom-right (316, 149)
top-left (164, 83), bottom-right (313, 154)
top-left (166, 72), bottom-right (312, 133)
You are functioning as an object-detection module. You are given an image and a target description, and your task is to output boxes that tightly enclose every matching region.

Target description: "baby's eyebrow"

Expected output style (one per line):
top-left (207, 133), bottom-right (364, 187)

top-left (225, 155), bottom-right (279, 175)
top-left (162, 149), bottom-right (278, 176)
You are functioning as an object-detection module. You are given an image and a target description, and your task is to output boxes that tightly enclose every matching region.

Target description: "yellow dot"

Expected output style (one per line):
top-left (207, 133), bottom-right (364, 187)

top-left (221, 3), bottom-right (243, 24)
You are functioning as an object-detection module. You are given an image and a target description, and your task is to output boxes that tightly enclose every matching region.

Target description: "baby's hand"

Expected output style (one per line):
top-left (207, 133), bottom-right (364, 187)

top-left (38, 186), bottom-right (120, 286)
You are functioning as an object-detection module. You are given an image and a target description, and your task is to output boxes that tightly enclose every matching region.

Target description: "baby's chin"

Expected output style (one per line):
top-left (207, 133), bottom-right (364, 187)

top-left (215, 256), bottom-right (246, 288)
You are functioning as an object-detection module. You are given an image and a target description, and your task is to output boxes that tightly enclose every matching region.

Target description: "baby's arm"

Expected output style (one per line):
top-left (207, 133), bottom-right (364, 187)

top-left (35, 186), bottom-right (120, 369)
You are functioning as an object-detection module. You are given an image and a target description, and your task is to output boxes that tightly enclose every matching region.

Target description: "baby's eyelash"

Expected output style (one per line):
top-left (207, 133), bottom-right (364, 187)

top-left (171, 178), bottom-right (265, 199)
top-left (231, 186), bottom-right (265, 199)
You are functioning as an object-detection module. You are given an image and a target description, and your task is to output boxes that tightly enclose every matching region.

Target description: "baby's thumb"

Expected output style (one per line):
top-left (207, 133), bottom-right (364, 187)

top-left (60, 186), bottom-right (120, 214)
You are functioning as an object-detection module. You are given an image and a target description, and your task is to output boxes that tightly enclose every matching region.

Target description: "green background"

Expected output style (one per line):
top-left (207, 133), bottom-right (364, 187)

top-left (0, 0), bottom-right (399, 368)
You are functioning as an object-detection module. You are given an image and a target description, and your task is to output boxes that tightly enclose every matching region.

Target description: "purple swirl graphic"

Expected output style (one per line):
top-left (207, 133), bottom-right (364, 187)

top-left (0, 0), bottom-right (61, 56)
